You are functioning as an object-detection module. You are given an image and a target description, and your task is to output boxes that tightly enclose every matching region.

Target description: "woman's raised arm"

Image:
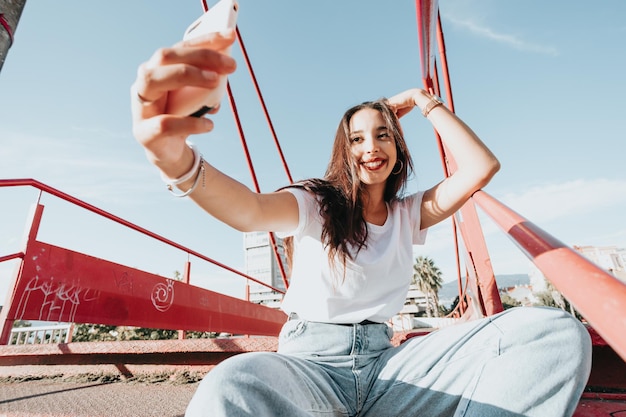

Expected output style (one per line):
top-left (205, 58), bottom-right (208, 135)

top-left (388, 88), bottom-right (500, 229)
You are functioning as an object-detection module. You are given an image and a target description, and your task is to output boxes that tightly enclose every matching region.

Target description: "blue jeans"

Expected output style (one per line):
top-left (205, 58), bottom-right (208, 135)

top-left (186, 307), bottom-right (591, 417)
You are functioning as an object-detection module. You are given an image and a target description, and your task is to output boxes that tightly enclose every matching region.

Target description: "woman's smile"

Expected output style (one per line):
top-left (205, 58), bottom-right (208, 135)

top-left (360, 158), bottom-right (387, 171)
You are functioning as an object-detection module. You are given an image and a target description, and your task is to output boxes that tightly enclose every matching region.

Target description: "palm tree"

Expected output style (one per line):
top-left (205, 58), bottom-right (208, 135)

top-left (412, 256), bottom-right (444, 317)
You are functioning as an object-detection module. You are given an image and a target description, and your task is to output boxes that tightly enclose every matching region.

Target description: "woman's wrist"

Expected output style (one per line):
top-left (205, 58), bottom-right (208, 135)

top-left (153, 144), bottom-right (195, 181)
top-left (158, 141), bottom-right (204, 193)
top-left (158, 142), bottom-right (206, 198)
top-left (414, 91), bottom-right (444, 117)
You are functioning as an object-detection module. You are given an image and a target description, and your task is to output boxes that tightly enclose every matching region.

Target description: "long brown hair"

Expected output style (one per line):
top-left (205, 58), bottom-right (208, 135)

top-left (283, 99), bottom-right (414, 277)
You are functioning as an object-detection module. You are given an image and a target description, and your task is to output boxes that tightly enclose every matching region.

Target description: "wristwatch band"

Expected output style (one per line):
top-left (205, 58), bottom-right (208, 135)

top-left (422, 96), bottom-right (444, 117)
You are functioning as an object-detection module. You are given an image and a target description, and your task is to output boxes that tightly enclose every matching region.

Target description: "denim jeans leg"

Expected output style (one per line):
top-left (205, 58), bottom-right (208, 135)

top-left (361, 307), bottom-right (591, 417)
top-left (460, 307), bottom-right (591, 417)
top-left (185, 350), bottom-right (352, 417)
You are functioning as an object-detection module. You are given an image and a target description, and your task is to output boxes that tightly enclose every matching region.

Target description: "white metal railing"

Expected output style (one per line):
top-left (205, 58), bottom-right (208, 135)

top-left (9, 323), bottom-right (72, 345)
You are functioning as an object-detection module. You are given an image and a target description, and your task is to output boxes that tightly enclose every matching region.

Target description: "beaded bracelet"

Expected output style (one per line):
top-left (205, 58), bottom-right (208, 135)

top-left (161, 141), bottom-right (205, 198)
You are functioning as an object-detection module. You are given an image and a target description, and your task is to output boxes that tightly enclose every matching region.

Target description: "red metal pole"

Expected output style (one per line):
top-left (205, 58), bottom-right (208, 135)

top-left (0, 202), bottom-right (44, 344)
top-left (226, 81), bottom-right (290, 290)
top-left (0, 252), bottom-right (23, 263)
top-left (435, 12), bottom-right (455, 112)
top-left (415, 1), bottom-right (502, 315)
top-left (415, 0), bottom-right (438, 89)
top-left (178, 260), bottom-right (193, 340)
top-left (235, 26), bottom-right (294, 184)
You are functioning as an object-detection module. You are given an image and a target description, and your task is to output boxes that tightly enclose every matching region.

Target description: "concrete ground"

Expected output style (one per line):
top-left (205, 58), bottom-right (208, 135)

top-left (0, 337), bottom-right (283, 417)
top-left (0, 378), bottom-right (199, 417)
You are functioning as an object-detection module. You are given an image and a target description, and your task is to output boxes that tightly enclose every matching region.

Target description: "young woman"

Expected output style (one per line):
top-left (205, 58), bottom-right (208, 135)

top-left (131, 29), bottom-right (591, 417)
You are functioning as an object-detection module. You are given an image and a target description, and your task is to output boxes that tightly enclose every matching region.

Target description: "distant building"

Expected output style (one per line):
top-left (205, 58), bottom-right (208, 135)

top-left (243, 232), bottom-right (289, 308)
top-left (399, 283), bottom-right (428, 316)
top-left (500, 284), bottom-right (537, 306)
top-left (574, 245), bottom-right (626, 282)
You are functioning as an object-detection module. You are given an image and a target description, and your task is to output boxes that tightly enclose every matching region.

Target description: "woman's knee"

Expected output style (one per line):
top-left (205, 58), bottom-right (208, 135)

top-left (201, 351), bottom-right (280, 391)
top-left (496, 307), bottom-right (591, 375)
top-left (506, 306), bottom-right (588, 340)
top-left (187, 352), bottom-right (283, 416)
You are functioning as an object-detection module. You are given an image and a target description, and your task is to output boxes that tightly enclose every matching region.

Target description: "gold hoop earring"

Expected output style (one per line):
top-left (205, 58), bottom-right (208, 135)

top-left (392, 160), bottom-right (404, 175)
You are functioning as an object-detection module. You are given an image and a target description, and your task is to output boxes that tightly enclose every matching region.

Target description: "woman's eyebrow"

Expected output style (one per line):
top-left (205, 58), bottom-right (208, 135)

top-left (350, 126), bottom-right (387, 136)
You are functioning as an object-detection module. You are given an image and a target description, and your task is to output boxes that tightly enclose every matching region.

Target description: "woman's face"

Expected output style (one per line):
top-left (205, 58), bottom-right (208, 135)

top-left (348, 107), bottom-right (398, 189)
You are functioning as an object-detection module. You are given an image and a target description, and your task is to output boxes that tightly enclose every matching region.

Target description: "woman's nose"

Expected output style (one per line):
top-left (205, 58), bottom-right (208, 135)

top-left (364, 137), bottom-right (379, 153)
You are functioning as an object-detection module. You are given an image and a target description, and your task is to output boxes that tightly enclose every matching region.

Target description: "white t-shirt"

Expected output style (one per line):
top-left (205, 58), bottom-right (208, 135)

top-left (278, 187), bottom-right (428, 323)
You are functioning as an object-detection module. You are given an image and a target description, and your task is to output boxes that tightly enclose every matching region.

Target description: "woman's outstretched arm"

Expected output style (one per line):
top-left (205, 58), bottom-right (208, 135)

top-left (130, 29), bottom-right (298, 233)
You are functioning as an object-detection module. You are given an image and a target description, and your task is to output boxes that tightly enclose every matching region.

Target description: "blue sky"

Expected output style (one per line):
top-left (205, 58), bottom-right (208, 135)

top-left (1, 0), bottom-right (625, 302)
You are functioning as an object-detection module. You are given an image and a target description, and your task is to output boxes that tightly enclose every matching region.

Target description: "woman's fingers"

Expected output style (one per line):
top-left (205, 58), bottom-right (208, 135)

top-left (133, 115), bottom-right (214, 162)
top-left (394, 107), bottom-right (413, 118)
top-left (387, 88), bottom-right (432, 118)
top-left (135, 114), bottom-right (214, 144)
top-left (131, 30), bottom-right (237, 121)
top-left (131, 62), bottom-right (222, 121)
top-left (132, 52), bottom-right (234, 105)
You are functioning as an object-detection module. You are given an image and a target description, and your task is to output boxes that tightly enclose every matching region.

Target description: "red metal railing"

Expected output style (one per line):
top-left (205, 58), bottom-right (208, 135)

top-left (473, 191), bottom-right (626, 361)
top-left (0, 179), bottom-right (287, 344)
top-left (0, 178), bottom-right (284, 294)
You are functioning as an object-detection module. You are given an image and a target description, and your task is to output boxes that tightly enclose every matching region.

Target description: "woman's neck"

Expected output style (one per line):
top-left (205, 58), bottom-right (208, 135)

top-left (362, 189), bottom-right (387, 226)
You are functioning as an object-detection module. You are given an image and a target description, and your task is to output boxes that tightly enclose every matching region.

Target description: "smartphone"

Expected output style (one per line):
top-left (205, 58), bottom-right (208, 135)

top-left (166, 0), bottom-right (239, 117)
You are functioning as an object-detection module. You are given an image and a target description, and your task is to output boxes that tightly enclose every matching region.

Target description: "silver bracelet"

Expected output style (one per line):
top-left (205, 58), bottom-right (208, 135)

top-left (160, 141), bottom-right (202, 186)
top-left (161, 141), bottom-right (205, 198)
top-left (166, 157), bottom-right (205, 198)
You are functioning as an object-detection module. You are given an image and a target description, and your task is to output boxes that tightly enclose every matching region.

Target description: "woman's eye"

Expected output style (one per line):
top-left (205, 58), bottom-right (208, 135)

top-left (351, 136), bottom-right (362, 143)
top-left (378, 132), bottom-right (390, 140)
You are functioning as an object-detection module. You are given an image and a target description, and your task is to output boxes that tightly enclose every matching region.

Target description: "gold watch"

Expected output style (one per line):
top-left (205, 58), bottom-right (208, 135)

top-left (422, 95), bottom-right (444, 117)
